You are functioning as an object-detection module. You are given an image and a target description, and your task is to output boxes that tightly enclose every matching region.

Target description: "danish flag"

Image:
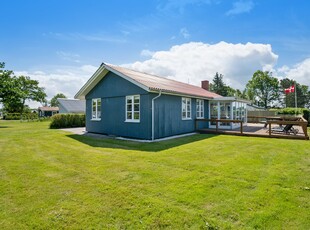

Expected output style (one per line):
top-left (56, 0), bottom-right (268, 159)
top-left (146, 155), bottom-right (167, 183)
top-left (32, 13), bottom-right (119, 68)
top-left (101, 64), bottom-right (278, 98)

top-left (284, 85), bottom-right (295, 94)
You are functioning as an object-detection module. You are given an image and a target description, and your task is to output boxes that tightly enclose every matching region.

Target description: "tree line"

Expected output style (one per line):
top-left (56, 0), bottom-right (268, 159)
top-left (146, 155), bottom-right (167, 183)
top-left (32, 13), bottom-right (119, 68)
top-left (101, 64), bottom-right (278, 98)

top-left (1, 61), bottom-right (309, 113)
top-left (0, 62), bottom-right (67, 114)
top-left (209, 70), bottom-right (310, 109)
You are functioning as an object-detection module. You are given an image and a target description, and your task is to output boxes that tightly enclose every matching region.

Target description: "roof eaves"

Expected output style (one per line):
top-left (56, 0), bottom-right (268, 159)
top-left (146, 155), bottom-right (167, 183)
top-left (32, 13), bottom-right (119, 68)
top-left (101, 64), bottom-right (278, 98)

top-left (75, 64), bottom-right (108, 99)
top-left (149, 88), bottom-right (214, 99)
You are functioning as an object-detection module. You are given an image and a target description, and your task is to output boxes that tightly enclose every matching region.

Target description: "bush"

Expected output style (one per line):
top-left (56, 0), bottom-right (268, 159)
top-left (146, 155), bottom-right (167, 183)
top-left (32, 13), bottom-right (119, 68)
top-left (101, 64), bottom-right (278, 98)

top-left (21, 113), bottom-right (39, 120)
top-left (276, 107), bottom-right (303, 115)
top-left (50, 114), bottom-right (85, 129)
top-left (4, 113), bottom-right (21, 120)
top-left (4, 112), bottom-right (39, 120)
top-left (276, 107), bottom-right (310, 125)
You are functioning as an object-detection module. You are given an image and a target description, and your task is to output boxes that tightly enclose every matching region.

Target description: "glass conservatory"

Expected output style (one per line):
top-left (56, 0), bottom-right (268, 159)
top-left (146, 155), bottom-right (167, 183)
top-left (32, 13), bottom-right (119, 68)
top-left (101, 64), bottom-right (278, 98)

top-left (209, 97), bottom-right (248, 129)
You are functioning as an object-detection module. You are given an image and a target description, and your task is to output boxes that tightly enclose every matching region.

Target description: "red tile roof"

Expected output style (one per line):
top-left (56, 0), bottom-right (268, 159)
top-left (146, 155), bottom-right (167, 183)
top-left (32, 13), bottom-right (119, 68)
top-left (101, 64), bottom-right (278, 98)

top-left (106, 64), bottom-right (221, 99)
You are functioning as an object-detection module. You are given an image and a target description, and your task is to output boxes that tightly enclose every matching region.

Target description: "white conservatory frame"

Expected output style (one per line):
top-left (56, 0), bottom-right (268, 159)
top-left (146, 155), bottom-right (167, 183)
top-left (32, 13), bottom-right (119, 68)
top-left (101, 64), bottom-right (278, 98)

top-left (209, 97), bottom-right (249, 130)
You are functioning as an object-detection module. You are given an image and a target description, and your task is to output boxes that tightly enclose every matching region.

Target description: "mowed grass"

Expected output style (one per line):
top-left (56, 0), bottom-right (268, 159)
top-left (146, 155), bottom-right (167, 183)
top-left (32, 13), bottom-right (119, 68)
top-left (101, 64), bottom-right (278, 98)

top-left (0, 121), bottom-right (309, 229)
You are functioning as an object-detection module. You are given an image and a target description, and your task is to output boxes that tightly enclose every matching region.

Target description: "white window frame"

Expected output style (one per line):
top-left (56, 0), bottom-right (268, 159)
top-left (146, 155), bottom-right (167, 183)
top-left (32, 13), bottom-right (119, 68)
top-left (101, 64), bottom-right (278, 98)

top-left (91, 98), bottom-right (101, 121)
top-left (196, 99), bottom-right (204, 119)
top-left (125, 95), bottom-right (140, 122)
top-left (182, 97), bottom-right (191, 120)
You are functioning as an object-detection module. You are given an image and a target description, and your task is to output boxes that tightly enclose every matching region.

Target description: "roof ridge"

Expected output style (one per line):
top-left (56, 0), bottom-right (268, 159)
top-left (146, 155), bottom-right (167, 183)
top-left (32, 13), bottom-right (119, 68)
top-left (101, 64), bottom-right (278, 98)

top-left (75, 62), bottom-right (221, 99)
top-left (105, 63), bottom-right (212, 91)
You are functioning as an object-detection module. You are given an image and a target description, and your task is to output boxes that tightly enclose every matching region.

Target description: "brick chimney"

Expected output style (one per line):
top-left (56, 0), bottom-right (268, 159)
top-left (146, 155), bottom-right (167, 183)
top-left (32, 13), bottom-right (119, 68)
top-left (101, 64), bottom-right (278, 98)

top-left (201, 80), bottom-right (209, 91)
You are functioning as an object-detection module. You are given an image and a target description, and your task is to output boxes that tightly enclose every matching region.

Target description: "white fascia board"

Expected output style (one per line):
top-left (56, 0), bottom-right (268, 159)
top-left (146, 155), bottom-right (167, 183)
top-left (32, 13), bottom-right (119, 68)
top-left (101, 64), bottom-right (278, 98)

top-left (75, 64), bottom-right (108, 99)
top-left (75, 63), bottom-right (151, 99)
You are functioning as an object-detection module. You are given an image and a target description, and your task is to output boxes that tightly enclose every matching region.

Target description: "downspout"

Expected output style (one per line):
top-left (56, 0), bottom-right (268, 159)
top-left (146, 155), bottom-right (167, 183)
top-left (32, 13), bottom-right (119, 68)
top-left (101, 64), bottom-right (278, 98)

top-left (151, 90), bottom-right (162, 141)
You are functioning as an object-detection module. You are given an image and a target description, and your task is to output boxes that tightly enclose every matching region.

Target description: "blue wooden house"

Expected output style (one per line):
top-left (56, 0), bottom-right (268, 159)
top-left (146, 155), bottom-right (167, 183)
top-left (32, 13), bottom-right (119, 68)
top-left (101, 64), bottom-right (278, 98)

top-left (75, 63), bottom-right (245, 140)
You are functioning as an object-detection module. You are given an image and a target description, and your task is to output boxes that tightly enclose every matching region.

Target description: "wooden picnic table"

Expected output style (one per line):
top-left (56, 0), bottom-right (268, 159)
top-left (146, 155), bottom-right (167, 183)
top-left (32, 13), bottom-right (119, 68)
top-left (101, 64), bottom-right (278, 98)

top-left (263, 117), bottom-right (283, 128)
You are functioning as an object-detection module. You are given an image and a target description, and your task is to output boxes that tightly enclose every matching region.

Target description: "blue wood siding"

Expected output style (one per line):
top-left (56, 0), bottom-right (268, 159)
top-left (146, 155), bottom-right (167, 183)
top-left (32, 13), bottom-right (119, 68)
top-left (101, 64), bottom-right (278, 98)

top-left (85, 72), bottom-right (151, 139)
top-left (152, 94), bottom-right (210, 139)
top-left (85, 71), bottom-right (211, 139)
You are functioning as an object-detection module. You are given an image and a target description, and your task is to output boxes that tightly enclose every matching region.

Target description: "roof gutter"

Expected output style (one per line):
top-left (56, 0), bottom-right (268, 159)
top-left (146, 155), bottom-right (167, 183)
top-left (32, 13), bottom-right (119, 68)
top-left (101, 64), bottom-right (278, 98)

top-left (151, 90), bottom-right (162, 141)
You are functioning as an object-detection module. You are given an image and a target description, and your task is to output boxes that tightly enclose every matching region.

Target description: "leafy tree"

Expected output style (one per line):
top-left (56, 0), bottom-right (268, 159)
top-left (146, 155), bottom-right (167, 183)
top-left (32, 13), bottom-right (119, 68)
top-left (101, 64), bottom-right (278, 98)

top-left (50, 93), bottom-right (66, 107)
top-left (0, 63), bottom-right (19, 111)
top-left (245, 70), bottom-right (279, 109)
top-left (209, 72), bottom-right (248, 99)
top-left (17, 75), bottom-right (47, 113)
top-left (209, 72), bottom-right (228, 96)
top-left (0, 62), bottom-right (47, 113)
top-left (280, 78), bottom-right (310, 108)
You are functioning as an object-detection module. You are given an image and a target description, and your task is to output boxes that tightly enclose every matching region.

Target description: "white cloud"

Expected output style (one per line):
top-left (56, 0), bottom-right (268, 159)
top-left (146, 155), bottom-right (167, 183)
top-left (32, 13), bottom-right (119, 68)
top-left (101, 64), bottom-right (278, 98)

top-left (226, 0), bottom-right (254, 16)
top-left (56, 51), bottom-right (80, 63)
top-left (140, 49), bottom-right (155, 57)
top-left (276, 58), bottom-right (310, 87)
top-left (127, 41), bottom-right (278, 90)
top-left (180, 28), bottom-right (190, 39)
top-left (15, 65), bottom-right (97, 108)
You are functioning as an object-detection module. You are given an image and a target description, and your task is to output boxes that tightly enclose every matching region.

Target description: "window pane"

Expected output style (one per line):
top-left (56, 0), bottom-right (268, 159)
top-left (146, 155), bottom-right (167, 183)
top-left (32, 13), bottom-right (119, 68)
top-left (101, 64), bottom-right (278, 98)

top-left (127, 104), bottom-right (132, 112)
top-left (92, 101), bottom-right (96, 111)
top-left (97, 99), bottom-right (101, 112)
top-left (187, 111), bottom-right (190, 118)
top-left (134, 104), bottom-right (139, 112)
top-left (127, 98), bottom-right (132, 104)
top-left (182, 111), bottom-right (186, 118)
top-left (92, 100), bottom-right (96, 118)
top-left (127, 112), bottom-right (132, 119)
top-left (134, 96), bottom-right (139, 103)
top-left (134, 112), bottom-right (139, 120)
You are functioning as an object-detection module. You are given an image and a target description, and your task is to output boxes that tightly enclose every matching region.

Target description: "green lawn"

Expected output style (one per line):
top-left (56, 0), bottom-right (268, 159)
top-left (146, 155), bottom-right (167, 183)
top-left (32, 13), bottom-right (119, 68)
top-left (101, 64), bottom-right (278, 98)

top-left (0, 121), bottom-right (309, 229)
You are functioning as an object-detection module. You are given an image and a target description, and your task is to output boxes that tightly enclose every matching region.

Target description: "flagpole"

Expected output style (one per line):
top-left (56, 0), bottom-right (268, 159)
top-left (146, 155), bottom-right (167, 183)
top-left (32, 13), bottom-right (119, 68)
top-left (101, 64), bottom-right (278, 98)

top-left (294, 82), bottom-right (297, 115)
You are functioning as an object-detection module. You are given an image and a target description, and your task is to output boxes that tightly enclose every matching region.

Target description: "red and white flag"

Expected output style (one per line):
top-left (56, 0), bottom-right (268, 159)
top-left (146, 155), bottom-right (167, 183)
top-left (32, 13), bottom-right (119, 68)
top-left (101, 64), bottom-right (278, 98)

top-left (284, 85), bottom-right (295, 94)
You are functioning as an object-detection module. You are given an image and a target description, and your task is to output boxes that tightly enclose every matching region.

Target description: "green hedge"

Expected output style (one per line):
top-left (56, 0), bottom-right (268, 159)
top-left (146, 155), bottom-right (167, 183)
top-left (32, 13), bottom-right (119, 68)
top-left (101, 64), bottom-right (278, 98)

top-left (275, 107), bottom-right (310, 125)
top-left (4, 113), bottom-right (21, 120)
top-left (50, 114), bottom-right (85, 129)
top-left (4, 113), bottom-right (39, 120)
top-left (22, 113), bottom-right (39, 120)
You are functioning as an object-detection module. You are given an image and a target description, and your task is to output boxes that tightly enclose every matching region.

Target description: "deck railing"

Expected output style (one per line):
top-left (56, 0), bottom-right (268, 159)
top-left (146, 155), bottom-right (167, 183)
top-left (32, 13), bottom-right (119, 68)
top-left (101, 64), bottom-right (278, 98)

top-left (195, 117), bottom-right (309, 140)
top-left (265, 117), bottom-right (308, 139)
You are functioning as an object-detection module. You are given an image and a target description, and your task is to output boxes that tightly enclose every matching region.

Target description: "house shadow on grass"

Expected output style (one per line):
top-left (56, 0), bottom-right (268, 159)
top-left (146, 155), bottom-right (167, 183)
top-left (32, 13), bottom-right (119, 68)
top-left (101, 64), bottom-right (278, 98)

top-left (67, 133), bottom-right (216, 152)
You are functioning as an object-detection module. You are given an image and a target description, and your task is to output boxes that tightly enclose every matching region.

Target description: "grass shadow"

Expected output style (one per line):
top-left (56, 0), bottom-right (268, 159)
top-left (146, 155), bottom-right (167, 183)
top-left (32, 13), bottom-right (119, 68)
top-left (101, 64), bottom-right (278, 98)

top-left (67, 133), bottom-right (216, 152)
top-left (0, 126), bottom-right (10, 128)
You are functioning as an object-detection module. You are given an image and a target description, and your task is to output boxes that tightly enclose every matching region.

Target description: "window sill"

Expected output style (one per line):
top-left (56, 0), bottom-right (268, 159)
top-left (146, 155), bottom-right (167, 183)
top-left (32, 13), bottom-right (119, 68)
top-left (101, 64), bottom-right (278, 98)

top-left (91, 119), bottom-right (101, 121)
top-left (125, 120), bottom-right (140, 123)
top-left (182, 118), bottom-right (192, 120)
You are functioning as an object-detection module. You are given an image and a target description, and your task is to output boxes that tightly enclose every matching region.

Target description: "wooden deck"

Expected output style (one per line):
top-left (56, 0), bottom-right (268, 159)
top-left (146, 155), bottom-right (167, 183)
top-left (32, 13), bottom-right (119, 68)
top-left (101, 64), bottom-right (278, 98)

top-left (196, 118), bottom-right (309, 140)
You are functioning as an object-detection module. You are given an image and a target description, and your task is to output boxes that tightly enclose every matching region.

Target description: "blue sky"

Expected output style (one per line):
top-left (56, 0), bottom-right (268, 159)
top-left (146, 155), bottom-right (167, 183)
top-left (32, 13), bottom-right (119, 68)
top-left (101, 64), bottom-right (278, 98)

top-left (1, 0), bottom-right (310, 102)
